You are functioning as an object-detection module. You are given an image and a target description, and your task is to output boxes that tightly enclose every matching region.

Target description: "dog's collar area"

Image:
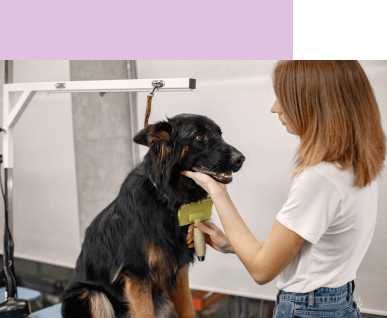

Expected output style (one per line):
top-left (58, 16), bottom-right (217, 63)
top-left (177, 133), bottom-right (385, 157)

top-left (147, 170), bottom-right (209, 205)
top-left (148, 170), bottom-right (169, 200)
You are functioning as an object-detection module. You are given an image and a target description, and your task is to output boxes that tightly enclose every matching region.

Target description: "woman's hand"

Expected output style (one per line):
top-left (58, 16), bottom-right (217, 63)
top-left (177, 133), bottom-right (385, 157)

top-left (186, 221), bottom-right (234, 254)
top-left (180, 171), bottom-right (227, 198)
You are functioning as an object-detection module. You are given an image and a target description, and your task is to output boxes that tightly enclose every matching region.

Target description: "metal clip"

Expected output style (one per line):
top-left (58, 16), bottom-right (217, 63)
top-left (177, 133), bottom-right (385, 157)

top-left (55, 83), bottom-right (66, 89)
top-left (148, 80), bottom-right (165, 97)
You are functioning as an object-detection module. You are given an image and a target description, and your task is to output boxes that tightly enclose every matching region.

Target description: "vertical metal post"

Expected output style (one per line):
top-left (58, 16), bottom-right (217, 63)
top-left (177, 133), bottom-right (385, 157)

top-left (127, 60), bottom-right (140, 166)
top-left (5, 60), bottom-right (13, 84)
top-left (4, 60), bottom-right (13, 235)
top-left (3, 59), bottom-right (17, 285)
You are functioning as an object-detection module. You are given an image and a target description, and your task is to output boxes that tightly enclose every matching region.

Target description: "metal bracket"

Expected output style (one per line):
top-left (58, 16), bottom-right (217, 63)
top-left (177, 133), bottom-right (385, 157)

top-left (152, 80), bottom-right (165, 87)
top-left (148, 80), bottom-right (165, 96)
top-left (54, 83), bottom-right (66, 89)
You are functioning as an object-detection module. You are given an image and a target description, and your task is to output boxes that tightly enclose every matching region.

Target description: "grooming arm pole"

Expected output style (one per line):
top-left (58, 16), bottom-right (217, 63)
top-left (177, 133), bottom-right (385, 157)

top-left (2, 77), bottom-right (196, 169)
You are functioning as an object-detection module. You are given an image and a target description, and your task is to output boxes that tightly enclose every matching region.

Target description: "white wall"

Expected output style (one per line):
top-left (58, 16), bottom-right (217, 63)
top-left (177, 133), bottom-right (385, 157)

top-left (0, 60), bottom-right (81, 268)
top-left (136, 60), bottom-right (387, 315)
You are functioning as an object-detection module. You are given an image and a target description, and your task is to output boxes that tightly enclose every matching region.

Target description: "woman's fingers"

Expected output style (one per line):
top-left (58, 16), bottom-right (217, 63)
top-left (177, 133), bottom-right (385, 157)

top-left (186, 224), bottom-right (194, 245)
top-left (196, 221), bottom-right (213, 235)
top-left (181, 170), bottom-right (216, 194)
top-left (181, 170), bottom-right (195, 178)
top-left (186, 221), bottom-right (227, 253)
top-left (200, 221), bottom-right (220, 231)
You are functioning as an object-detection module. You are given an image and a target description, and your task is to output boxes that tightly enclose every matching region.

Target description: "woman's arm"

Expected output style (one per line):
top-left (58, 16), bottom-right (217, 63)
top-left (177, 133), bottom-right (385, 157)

top-left (181, 170), bottom-right (305, 285)
top-left (212, 189), bottom-right (305, 284)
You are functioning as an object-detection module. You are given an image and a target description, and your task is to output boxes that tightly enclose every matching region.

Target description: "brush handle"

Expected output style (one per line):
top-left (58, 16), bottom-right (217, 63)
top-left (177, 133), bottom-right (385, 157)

top-left (194, 225), bottom-right (206, 261)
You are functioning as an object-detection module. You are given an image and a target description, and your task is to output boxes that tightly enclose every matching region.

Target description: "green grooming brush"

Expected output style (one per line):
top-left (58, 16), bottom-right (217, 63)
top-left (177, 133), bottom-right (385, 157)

top-left (178, 197), bottom-right (213, 262)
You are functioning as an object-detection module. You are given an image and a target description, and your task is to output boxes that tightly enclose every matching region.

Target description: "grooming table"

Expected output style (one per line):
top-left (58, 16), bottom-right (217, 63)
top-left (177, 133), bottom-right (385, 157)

top-left (0, 286), bottom-right (41, 303)
top-left (29, 303), bottom-right (62, 318)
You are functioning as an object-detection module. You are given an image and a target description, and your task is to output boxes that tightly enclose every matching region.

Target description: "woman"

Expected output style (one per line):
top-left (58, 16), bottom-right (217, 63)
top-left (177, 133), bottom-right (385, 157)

top-left (182, 61), bottom-right (386, 317)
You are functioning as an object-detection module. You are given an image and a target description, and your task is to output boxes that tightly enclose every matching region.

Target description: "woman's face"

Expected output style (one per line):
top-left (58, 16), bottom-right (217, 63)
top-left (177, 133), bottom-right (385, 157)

top-left (271, 99), bottom-right (298, 135)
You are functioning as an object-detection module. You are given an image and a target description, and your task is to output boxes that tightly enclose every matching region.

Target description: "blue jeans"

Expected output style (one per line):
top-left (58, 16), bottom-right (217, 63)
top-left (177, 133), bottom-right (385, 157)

top-left (274, 281), bottom-right (361, 318)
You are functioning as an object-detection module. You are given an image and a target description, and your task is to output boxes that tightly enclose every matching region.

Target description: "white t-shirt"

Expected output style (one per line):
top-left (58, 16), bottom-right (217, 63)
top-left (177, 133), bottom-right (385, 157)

top-left (276, 161), bottom-right (378, 293)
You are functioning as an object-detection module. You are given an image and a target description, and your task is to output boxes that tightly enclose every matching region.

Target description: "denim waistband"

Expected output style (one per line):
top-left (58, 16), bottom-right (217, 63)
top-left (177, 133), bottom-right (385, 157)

top-left (276, 281), bottom-right (355, 307)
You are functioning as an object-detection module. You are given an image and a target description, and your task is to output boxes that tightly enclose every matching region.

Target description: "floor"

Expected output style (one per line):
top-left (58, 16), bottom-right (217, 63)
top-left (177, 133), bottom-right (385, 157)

top-left (200, 297), bottom-right (274, 318)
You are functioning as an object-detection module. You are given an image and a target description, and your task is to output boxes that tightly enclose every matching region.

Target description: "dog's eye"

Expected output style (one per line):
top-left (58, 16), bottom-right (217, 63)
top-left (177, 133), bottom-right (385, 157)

top-left (196, 134), bottom-right (204, 140)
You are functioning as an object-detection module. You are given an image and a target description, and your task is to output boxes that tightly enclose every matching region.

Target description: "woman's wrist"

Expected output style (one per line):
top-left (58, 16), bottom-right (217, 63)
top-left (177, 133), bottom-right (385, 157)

top-left (209, 185), bottom-right (228, 201)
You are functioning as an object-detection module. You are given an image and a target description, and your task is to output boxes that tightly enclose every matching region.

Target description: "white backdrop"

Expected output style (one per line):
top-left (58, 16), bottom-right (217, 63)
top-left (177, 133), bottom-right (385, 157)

top-left (136, 60), bottom-right (387, 315)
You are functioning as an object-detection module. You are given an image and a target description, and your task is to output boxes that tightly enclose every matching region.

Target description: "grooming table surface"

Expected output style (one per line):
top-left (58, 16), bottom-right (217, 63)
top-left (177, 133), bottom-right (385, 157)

top-left (29, 303), bottom-right (62, 318)
top-left (0, 286), bottom-right (41, 303)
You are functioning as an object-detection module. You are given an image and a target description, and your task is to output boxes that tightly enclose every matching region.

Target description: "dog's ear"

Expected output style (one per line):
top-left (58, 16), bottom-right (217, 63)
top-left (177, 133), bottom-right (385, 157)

top-left (133, 121), bottom-right (172, 148)
top-left (133, 124), bottom-right (154, 146)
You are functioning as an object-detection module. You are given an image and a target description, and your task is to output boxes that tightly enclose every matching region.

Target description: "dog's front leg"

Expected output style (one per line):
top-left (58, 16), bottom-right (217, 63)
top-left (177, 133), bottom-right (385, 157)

top-left (122, 274), bottom-right (156, 318)
top-left (170, 265), bottom-right (196, 318)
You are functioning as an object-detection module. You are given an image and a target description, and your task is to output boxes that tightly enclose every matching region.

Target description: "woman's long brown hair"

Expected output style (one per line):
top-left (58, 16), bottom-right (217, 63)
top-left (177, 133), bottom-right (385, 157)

top-left (273, 60), bottom-right (386, 188)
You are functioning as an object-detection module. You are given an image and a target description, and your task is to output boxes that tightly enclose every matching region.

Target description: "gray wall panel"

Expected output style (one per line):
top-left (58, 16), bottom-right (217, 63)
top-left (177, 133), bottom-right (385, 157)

top-left (70, 60), bottom-right (135, 241)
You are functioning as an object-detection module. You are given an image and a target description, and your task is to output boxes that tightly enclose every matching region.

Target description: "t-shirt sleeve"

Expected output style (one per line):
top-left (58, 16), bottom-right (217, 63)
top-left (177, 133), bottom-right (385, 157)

top-left (276, 168), bottom-right (342, 244)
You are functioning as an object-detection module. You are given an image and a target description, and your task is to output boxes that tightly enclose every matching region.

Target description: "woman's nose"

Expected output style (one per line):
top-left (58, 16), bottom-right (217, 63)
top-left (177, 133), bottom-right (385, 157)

top-left (271, 99), bottom-right (281, 113)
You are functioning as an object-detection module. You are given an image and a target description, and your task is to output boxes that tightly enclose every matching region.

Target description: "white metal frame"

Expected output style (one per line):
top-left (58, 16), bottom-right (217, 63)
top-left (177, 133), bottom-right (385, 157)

top-left (2, 78), bottom-right (196, 168)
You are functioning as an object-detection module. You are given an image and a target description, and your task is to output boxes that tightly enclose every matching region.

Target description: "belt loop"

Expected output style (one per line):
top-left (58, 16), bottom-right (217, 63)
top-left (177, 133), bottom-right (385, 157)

top-left (349, 280), bottom-right (354, 295)
top-left (348, 281), bottom-right (353, 295)
top-left (276, 290), bottom-right (280, 304)
top-left (347, 280), bottom-right (354, 301)
top-left (308, 291), bottom-right (315, 308)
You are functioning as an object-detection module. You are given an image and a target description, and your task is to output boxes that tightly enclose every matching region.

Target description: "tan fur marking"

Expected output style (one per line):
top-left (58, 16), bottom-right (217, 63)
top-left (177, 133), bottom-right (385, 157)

top-left (78, 289), bottom-right (89, 302)
top-left (179, 145), bottom-right (190, 162)
top-left (78, 289), bottom-right (114, 318)
top-left (160, 143), bottom-right (171, 161)
top-left (146, 242), bottom-right (178, 293)
top-left (89, 291), bottom-right (115, 318)
top-left (168, 118), bottom-right (180, 125)
top-left (153, 131), bottom-right (170, 142)
top-left (170, 265), bottom-right (195, 318)
top-left (149, 132), bottom-right (171, 162)
top-left (122, 274), bottom-right (156, 318)
top-left (147, 242), bottom-right (165, 268)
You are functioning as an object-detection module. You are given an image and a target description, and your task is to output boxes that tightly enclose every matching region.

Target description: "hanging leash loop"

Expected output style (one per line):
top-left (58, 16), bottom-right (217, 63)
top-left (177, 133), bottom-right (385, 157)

top-left (145, 80), bottom-right (165, 127)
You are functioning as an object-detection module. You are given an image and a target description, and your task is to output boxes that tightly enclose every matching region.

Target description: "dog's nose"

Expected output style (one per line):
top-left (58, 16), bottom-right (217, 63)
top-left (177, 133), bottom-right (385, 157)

top-left (232, 153), bottom-right (245, 166)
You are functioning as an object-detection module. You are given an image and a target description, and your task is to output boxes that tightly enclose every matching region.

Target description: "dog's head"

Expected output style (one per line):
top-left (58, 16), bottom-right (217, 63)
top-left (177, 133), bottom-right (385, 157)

top-left (134, 113), bottom-right (245, 184)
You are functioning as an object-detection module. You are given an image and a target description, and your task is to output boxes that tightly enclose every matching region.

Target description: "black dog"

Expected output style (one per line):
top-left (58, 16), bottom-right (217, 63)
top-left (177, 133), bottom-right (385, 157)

top-left (61, 113), bottom-right (245, 318)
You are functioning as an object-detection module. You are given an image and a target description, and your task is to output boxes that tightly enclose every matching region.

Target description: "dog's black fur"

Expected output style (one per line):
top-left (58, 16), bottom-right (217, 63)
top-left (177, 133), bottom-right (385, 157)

top-left (61, 113), bottom-right (245, 318)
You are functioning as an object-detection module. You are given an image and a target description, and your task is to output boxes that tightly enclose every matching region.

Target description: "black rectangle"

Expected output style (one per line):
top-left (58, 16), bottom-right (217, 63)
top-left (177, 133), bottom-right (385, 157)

top-left (189, 78), bottom-right (196, 89)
